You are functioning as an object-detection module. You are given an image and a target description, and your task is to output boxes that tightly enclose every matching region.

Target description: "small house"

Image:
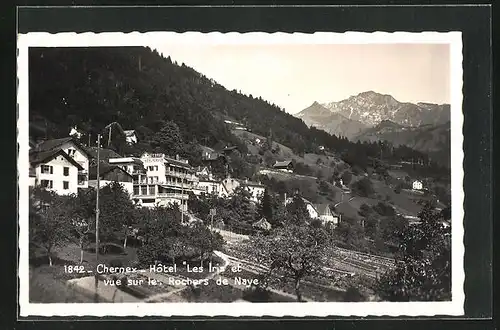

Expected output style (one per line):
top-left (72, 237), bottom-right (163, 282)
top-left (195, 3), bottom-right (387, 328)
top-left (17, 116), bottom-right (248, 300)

top-left (29, 149), bottom-right (85, 195)
top-left (273, 160), bottom-right (294, 173)
top-left (412, 180), bottom-right (423, 190)
top-left (313, 204), bottom-right (339, 226)
top-left (124, 130), bottom-right (138, 145)
top-left (88, 163), bottom-right (135, 196)
top-left (253, 218), bottom-right (272, 231)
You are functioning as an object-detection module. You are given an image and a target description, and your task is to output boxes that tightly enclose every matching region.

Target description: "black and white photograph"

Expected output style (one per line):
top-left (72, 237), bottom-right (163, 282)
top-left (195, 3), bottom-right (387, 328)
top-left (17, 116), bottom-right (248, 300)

top-left (18, 31), bottom-right (464, 317)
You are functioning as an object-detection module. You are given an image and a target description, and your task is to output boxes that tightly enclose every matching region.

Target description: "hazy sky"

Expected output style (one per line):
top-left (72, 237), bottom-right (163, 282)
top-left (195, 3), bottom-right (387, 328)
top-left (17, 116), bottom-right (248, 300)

top-left (151, 43), bottom-right (450, 114)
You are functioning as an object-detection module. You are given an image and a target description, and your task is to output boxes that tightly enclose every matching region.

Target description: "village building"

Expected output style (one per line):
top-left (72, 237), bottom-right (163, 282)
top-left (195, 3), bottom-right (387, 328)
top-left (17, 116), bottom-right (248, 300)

top-left (221, 177), bottom-right (265, 203)
top-left (124, 130), bottom-right (138, 145)
top-left (313, 203), bottom-right (339, 226)
top-left (253, 217), bottom-right (272, 231)
top-left (194, 176), bottom-right (228, 197)
top-left (285, 197), bottom-right (339, 226)
top-left (273, 160), bottom-right (294, 173)
top-left (69, 126), bottom-right (84, 139)
top-left (29, 149), bottom-right (85, 195)
top-left (131, 152), bottom-right (196, 210)
top-left (32, 137), bottom-right (91, 189)
top-left (412, 180), bottom-right (423, 190)
top-left (88, 163), bottom-right (135, 196)
top-left (85, 147), bottom-right (122, 165)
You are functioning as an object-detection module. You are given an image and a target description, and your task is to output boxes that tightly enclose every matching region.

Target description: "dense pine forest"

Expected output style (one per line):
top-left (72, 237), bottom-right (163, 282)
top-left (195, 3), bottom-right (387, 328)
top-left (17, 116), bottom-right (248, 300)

top-left (29, 46), bottom-right (449, 178)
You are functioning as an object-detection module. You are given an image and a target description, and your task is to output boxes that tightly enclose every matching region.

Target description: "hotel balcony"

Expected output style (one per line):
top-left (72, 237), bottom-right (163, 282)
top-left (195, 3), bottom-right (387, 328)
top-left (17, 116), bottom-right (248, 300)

top-left (165, 170), bottom-right (196, 181)
top-left (132, 193), bottom-right (189, 200)
top-left (133, 180), bottom-right (194, 189)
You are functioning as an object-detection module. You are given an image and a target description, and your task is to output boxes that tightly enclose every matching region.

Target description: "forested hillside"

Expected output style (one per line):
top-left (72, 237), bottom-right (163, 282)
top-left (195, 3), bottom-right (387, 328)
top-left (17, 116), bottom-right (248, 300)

top-left (29, 46), bottom-right (447, 175)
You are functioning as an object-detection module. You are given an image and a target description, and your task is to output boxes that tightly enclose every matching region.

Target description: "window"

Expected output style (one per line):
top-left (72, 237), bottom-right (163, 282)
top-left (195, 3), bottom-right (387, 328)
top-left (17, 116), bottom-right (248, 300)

top-left (154, 166), bottom-right (158, 171)
top-left (63, 181), bottom-right (69, 189)
top-left (133, 186), bottom-right (139, 195)
top-left (141, 186), bottom-right (147, 195)
top-left (78, 174), bottom-right (86, 185)
top-left (149, 186), bottom-right (155, 195)
top-left (63, 167), bottom-right (69, 176)
top-left (67, 148), bottom-right (76, 157)
top-left (41, 165), bottom-right (53, 174)
top-left (40, 180), bottom-right (53, 188)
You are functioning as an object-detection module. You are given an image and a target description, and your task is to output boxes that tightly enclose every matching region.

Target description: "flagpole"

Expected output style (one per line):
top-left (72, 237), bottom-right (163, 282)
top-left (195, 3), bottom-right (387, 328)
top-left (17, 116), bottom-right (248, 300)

top-left (94, 133), bottom-right (100, 302)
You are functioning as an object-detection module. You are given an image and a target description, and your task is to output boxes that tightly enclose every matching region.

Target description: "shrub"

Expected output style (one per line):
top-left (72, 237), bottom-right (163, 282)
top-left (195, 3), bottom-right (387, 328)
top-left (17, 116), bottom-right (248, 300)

top-left (242, 286), bottom-right (272, 302)
top-left (351, 177), bottom-right (375, 197)
top-left (343, 286), bottom-right (365, 302)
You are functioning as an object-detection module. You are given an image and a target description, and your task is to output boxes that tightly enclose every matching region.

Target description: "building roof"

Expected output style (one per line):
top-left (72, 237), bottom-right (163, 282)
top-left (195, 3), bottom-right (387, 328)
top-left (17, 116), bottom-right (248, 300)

top-left (35, 137), bottom-right (93, 158)
top-left (86, 147), bottom-right (122, 160)
top-left (222, 146), bottom-right (238, 152)
top-left (253, 217), bottom-right (272, 230)
top-left (273, 160), bottom-right (293, 168)
top-left (200, 145), bottom-right (215, 153)
top-left (313, 203), bottom-right (336, 216)
top-left (124, 130), bottom-right (136, 136)
top-left (29, 149), bottom-right (84, 170)
top-left (164, 156), bottom-right (193, 170)
top-left (89, 162), bottom-right (133, 180)
top-left (108, 157), bottom-right (143, 165)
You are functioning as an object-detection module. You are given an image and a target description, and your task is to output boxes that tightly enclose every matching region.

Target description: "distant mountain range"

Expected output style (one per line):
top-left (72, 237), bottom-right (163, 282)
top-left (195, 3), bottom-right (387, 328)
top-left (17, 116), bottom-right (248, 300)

top-left (295, 102), bottom-right (368, 140)
top-left (355, 120), bottom-right (451, 167)
top-left (295, 91), bottom-right (451, 166)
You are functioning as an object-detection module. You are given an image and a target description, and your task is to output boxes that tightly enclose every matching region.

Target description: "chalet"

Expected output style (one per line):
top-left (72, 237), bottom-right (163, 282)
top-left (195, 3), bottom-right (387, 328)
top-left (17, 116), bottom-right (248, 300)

top-left (273, 160), bottom-right (294, 173)
top-left (313, 204), bottom-right (339, 226)
top-left (33, 137), bottom-right (91, 189)
top-left (124, 130), bottom-right (138, 145)
top-left (200, 145), bottom-right (226, 163)
top-left (85, 147), bottom-right (122, 165)
top-left (221, 177), bottom-right (265, 203)
top-left (194, 174), bottom-right (228, 197)
top-left (29, 149), bottom-right (85, 195)
top-left (285, 196), bottom-right (318, 219)
top-left (412, 180), bottom-right (423, 190)
top-left (195, 166), bottom-right (211, 177)
top-left (69, 126), bottom-right (84, 139)
top-left (222, 146), bottom-right (238, 155)
top-left (88, 163), bottom-right (135, 196)
top-left (253, 218), bottom-right (272, 231)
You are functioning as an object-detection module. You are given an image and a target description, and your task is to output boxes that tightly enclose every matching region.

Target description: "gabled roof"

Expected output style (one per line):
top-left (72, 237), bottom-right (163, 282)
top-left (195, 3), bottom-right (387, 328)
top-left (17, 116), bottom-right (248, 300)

top-left (35, 137), bottom-right (92, 158)
top-left (89, 162), bottom-right (133, 180)
top-left (273, 160), bottom-right (293, 168)
top-left (314, 203), bottom-right (336, 216)
top-left (253, 217), bottom-right (272, 229)
top-left (29, 149), bottom-right (84, 170)
top-left (222, 146), bottom-right (238, 152)
top-left (86, 147), bottom-right (122, 160)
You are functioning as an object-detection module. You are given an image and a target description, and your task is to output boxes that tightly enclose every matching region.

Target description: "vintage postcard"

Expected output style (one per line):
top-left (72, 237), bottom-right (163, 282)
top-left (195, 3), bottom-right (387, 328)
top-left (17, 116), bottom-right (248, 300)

top-left (18, 31), bottom-right (464, 317)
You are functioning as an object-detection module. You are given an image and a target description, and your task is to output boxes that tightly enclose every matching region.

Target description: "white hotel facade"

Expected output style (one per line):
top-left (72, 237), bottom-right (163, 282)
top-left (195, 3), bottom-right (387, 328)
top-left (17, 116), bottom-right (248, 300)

top-left (131, 153), bottom-right (196, 210)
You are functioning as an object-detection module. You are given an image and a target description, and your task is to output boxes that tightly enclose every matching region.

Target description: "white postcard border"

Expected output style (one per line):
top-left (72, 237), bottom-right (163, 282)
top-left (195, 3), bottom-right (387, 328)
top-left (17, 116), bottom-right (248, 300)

top-left (17, 31), bottom-right (464, 317)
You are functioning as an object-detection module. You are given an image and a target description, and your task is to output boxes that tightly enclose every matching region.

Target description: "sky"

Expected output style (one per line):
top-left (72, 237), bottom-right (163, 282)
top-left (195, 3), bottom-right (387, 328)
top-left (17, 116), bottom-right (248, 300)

top-left (150, 43), bottom-right (450, 114)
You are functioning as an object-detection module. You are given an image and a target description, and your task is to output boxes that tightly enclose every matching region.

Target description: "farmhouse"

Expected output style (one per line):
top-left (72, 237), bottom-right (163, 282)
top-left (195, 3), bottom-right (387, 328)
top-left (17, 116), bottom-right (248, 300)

top-left (253, 218), bottom-right (272, 231)
top-left (29, 149), bottom-right (85, 195)
top-left (33, 137), bottom-right (91, 189)
top-left (273, 160), bottom-right (294, 173)
top-left (221, 177), bottom-right (265, 203)
top-left (313, 203), bottom-right (339, 226)
top-left (88, 163), bottom-right (135, 196)
top-left (124, 130), bottom-right (138, 145)
top-left (412, 180), bottom-right (423, 190)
